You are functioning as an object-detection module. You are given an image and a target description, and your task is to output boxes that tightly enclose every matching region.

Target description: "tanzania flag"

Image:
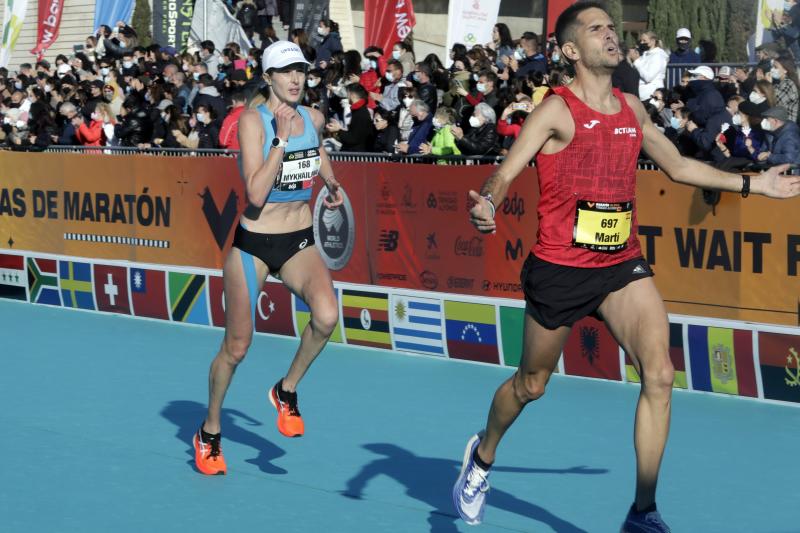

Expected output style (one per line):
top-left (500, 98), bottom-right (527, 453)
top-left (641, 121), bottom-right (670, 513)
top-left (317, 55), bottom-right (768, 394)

top-left (391, 294), bottom-right (444, 356)
top-left (625, 323), bottom-right (687, 388)
top-left (758, 332), bottom-right (800, 403)
top-left (130, 268), bottom-right (169, 320)
top-left (0, 253), bottom-right (26, 300)
top-left (294, 289), bottom-right (343, 342)
top-left (27, 257), bottom-right (61, 306)
top-left (168, 272), bottom-right (209, 325)
top-left (499, 305), bottom-right (525, 367)
top-left (687, 325), bottom-right (757, 397)
top-left (444, 301), bottom-right (499, 364)
top-left (562, 317), bottom-right (621, 380)
top-left (59, 260), bottom-right (96, 310)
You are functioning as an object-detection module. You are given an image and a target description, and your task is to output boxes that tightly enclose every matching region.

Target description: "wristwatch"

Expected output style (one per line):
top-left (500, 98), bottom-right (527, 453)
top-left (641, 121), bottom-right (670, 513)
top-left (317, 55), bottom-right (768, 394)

top-left (271, 136), bottom-right (288, 149)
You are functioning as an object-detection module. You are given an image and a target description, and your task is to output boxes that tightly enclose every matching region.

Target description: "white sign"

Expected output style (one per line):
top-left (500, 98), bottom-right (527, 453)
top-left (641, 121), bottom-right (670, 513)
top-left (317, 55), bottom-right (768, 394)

top-left (445, 0), bottom-right (501, 67)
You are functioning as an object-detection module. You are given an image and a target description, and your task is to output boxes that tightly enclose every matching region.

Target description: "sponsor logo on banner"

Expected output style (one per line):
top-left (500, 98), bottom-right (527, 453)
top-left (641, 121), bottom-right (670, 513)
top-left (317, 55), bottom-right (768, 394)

top-left (168, 272), bottom-right (209, 325)
top-left (501, 192), bottom-right (526, 221)
top-left (758, 332), bottom-right (800, 403)
top-left (447, 277), bottom-right (474, 290)
top-left (454, 236), bottom-right (483, 257)
top-left (28, 258), bottom-right (61, 306)
top-left (199, 188), bottom-right (239, 251)
top-left (625, 323), bottom-right (687, 388)
top-left (208, 275), bottom-right (226, 327)
top-left (505, 239), bottom-right (524, 261)
top-left (93, 264), bottom-right (130, 314)
top-left (687, 325), bottom-right (757, 397)
top-left (0, 253), bottom-right (26, 301)
top-left (419, 270), bottom-right (438, 290)
top-left (444, 301), bottom-right (499, 364)
top-left (400, 184), bottom-right (417, 212)
top-left (130, 268), bottom-right (169, 320)
top-left (378, 230), bottom-right (400, 252)
top-left (294, 289), bottom-right (343, 342)
top-left (342, 289), bottom-right (391, 349)
top-left (425, 232), bottom-right (440, 260)
top-left (313, 186), bottom-right (355, 270)
top-left (392, 294), bottom-right (445, 356)
top-left (254, 281), bottom-right (295, 336)
top-left (377, 272), bottom-right (408, 282)
top-left (562, 317), bottom-right (621, 380)
top-left (377, 180), bottom-right (398, 214)
top-left (59, 260), bottom-right (96, 310)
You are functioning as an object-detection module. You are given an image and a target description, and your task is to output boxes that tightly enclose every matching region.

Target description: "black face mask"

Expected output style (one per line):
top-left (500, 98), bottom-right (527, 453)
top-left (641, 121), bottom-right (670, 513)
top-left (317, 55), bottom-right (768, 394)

top-left (638, 43), bottom-right (649, 54)
top-left (676, 41), bottom-right (690, 51)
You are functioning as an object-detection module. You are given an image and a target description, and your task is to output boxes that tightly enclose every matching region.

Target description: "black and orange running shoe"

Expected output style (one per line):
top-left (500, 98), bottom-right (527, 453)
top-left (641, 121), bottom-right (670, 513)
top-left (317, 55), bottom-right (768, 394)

top-left (193, 426), bottom-right (227, 475)
top-left (269, 380), bottom-right (305, 437)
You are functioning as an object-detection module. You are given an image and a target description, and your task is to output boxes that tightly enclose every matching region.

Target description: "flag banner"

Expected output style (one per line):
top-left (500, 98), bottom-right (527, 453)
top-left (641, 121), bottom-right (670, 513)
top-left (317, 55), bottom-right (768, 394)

top-left (0, 253), bottom-right (26, 301)
top-left (208, 274), bottom-right (225, 327)
top-left (625, 322), bottom-right (688, 388)
top-left (93, 0), bottom-right (133, 30)
top-left (342, 288), bottom-right (392, 349)
top-left (153, 0), bottom-right (194, 51)
top-left (30, 0), bottom-right (64, 59)
top-left (93, 264), bottom-right (130, 314)
top-left (444, 300), bottom-right (499, 364)
top-left (688, 325), bottom-right (757, 397)
top-left (27, 257), bottom-right (61, 306)
top-left (59, 260), bottom-right (95, 310)
top-left (168, 272), bottom-right (209, 325)
top-left (363, 0), bottom-right (415, 60)
top-left (254, 281), bottom-right (295, 336)
top-left (0, 0), bottom-right (28, 67)
top-left (189, 0), bottom-right (252, 54)
top-left (129, 267), bottom-right (169, 320)
top-left (294, 289), bottom-right (343, 342)
top-left (499, 305), bottom-right (525, 367)
top-left (758, 332), bottom-right (800, 403)
top-left (391, 293), bottom-right (444, 356)
top-left (291, 0), bottom-right (328, 45)
top-left (563, 317), bottom-right (621, 380)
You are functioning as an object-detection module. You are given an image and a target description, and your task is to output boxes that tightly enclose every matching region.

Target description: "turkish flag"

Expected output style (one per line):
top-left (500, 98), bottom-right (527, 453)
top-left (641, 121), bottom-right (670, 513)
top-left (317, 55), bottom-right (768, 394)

top-left (93, 264), bottom-right (131, 315)
top-left (364, 0), bottom-right (416, 56)
top-left (254, 281), bottom-right (295, 336)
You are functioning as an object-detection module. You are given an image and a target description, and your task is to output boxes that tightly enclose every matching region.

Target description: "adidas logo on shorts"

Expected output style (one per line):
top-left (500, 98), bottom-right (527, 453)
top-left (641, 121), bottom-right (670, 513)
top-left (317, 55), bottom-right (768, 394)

top-left (632, 264), bottom-right (647, 275)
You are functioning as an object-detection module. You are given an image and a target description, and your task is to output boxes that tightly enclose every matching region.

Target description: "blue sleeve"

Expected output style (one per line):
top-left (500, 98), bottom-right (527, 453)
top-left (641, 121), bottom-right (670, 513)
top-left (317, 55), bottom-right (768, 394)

top-left (408, 122), bottom-right (432, 154)
top-left (768, 133), bottom-right (800, 165)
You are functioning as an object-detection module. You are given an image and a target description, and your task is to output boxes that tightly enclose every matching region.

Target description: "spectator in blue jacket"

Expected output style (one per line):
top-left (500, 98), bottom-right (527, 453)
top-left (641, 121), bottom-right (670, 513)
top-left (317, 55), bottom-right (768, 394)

top-left (396, 99), bottom-right (433, 155)
top-left (715, 101), bottom-right (768, 171)
top-left (758, 106), bottom-right (800, 166)
top-left (668, 28), bottom-right (701, 64)
top-left (315, 19), bottom-right (343, 68)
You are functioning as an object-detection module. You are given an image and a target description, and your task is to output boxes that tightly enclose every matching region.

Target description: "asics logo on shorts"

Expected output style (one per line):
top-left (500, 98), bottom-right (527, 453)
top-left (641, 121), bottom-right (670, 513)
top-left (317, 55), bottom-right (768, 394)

top-left (583, 120), bottom-right (601, 129)
top-left (298, 238), bottom-right (308, 250)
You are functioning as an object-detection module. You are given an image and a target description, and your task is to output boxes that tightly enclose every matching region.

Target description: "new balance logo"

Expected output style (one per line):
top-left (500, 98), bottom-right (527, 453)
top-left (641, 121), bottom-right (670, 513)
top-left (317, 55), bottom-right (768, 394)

top-left (583, 120), bottom-right (601, 129)
top-left (632, 264), bottom-right (647, 274)
top-left (378, 230), bottom-right (399, 252)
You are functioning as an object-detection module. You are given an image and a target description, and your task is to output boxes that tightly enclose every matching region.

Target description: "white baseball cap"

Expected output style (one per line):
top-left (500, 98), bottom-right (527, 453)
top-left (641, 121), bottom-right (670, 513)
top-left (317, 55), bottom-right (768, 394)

top-left (262, 41), bottom-right (311, 71)
top-left (676, 28), bottom-right (692, 40)
top-left (687, 65), bottom-right (714, 80)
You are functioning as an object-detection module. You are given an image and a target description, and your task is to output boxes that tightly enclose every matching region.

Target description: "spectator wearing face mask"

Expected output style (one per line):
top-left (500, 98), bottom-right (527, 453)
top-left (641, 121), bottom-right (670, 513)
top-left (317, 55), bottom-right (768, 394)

top-left (463, 70), bottom-right (499, 117)
top-left (199, 41), bottom-right (220, 79)
top-left (396, 99), bottom-right (433, 155)
top-left (770, 57), bottom-right (800, 121)
top-left (451, 102), bottom-right (498, 156)
top-left (371, 107), bottom-right (400, 153)
top-left (397, 87), bottom-right (417, 141)
top-left (219, 91), bottom-right (247, 150)
top-left (373, 59), bottom-right (403, 112)
top-left (315, 19), bottom-right (343, 67)
top-left (613, 42), bottom-right (642, 97)
top-left (757, 106), bottom-right (800, 166)
top-left (668, 28), bottom-right (701, 64)
top-left (648, 89), bottom-right (672, 129)
top-left (684, 66), bottom-right (732, 161)
top-left (56, 101), bottom-right (80, 144)
top-left (497, 98), bottom-right (533, 141)
top-left (392, 41), bottom-right (415, 77)
top-left (770, 0), bottom-right (800, 60)
top-left (513, 32), bottom-right (547, 79)
top-left (419, 106), bottom-right (461, 162)
top-left (192, 74), bottom-right (226, 126)
top-left (631, 31), bottom-right (670, 101)
top-left (192, 104), bottom-right (219, 148)
top-left (102, 83), bottom-right (124, 116)
top-left (94, 102), bottom-right (118, 146)
top-left (114, 97), bottom-right (152, 147)
top-left (325, 83), bottom-right (375, 152)
top-left (71, 106), bottom-right (103, 146)
top-left (412, 62), bottom-right (438, 116)
top-left (714, 100), bottom-right (768, 170)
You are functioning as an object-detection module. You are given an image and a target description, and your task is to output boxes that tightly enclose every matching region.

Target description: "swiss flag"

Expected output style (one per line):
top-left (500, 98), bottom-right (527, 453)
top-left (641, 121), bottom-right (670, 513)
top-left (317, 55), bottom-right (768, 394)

top-left (255, 281), bottom-right (295, 336)
top-left (208, 275), bottom-right (226, 328)
top-left (93, 264), bottom-right (130, 314)
top-left (129, 267), bottom-right (169, 320)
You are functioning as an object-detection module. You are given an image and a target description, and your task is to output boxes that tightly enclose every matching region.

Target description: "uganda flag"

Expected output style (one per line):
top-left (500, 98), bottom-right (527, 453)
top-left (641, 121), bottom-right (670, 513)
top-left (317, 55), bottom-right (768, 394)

top-left (444, 301), bottom-right (499, 364)
top-left (168, 272), bottom-right (209, 325)
top-left (342, 289), bottom-right (391, 349)
top-left (294, 289), bottom-right (343, 342)
top-left (687, 325), bottom-right (757, 397)
top-left (758, 332), bottom-right (800, 403)
top-left (0, 253), bottom-right (26, 301)
top-left (625, 323), bottom-right (687, 388)
top-left (27, 257), bottom-right (61, 306)
top-left (59, 260), bottom-right (96, 310)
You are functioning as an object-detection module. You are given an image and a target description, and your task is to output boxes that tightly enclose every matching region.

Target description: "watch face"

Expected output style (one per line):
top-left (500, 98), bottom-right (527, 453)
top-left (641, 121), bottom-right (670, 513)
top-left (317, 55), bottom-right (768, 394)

top-left (272, 137), bottom-right (280, 147)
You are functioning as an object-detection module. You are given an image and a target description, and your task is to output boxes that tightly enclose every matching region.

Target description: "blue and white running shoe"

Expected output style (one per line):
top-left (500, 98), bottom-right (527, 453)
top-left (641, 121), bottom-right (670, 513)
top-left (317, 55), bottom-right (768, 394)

top-left (452, 431), bottom-right (490, 526)
top-left (621, 505), bottom-right (672, 533)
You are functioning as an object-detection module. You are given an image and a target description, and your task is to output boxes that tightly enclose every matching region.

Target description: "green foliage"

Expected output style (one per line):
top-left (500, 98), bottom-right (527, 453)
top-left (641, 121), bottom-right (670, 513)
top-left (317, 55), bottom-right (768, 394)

top-left (131, 0), bottom-right (153, 47)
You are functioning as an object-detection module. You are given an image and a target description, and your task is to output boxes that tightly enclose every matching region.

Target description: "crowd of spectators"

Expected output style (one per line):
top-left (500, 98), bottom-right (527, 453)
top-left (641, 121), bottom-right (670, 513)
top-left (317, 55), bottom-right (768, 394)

top-left (1, 1), bottom-right (799, 169)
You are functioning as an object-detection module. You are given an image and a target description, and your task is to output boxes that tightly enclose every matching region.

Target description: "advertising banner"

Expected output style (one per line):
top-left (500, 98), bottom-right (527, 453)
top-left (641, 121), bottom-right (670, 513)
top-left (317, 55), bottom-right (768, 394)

top-left (153, 0), bottom-right (194, 51)
top-left (30, 0), bottom-right (65, 59)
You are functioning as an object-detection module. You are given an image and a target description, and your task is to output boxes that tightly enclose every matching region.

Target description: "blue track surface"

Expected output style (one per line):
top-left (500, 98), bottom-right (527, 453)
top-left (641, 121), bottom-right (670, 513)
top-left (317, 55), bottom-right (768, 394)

top-left (2, 300), bottom-right (799, 532)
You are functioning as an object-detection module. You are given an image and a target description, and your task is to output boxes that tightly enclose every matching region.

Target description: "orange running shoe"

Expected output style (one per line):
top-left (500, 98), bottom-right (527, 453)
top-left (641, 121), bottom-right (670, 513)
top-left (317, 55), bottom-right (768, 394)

top-left (193, 427), bottom-right (227, 475)
top-left (269, 380), bottom-right (304, 437)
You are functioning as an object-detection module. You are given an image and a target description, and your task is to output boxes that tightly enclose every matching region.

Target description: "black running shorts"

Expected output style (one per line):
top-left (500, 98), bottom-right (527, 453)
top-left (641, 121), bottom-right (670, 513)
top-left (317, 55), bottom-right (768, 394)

top-left (232, 224), bottom-right (315, 273)
top-left (520, 252), bottom-right (654, 330)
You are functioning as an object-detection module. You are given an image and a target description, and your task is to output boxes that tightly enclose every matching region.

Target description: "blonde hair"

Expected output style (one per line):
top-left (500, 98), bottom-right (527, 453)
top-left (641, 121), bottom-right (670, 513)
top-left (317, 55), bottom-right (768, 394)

top-left (641, 31), bottom-right (664, 50)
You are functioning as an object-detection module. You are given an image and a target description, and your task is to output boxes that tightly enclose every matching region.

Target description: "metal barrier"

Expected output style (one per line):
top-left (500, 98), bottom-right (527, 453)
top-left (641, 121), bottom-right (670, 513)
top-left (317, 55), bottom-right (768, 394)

top-left (665, 63), bottom-right (757, 90)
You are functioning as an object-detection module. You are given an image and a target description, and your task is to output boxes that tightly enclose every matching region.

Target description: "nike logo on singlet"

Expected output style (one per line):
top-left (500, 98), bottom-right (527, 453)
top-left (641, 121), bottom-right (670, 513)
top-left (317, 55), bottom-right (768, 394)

top-left (583, 120), bottom-right (601, 129)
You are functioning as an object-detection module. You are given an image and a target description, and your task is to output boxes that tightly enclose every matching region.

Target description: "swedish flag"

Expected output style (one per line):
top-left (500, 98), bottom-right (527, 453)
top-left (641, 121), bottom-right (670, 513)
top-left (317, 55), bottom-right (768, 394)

top-left (59, 261), bottom-right (95, 310)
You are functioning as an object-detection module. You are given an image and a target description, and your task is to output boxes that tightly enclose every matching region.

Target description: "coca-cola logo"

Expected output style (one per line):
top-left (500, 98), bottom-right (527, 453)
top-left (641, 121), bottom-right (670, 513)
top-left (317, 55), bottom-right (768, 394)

top-left (454, 235), bottom-right (484, 257)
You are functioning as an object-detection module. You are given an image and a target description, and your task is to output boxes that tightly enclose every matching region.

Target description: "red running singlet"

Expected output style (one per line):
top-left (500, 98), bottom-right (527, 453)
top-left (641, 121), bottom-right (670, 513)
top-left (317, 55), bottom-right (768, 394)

top-left (533, 85), bottom-right (643, 268)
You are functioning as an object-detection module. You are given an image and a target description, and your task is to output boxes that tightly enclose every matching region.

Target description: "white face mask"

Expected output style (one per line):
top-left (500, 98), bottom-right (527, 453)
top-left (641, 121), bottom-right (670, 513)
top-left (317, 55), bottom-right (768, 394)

top-left (476, 82), bottom-right (487, 94)
top-left (193, 72), bottom-right (200, 81)
top-left (472, 73), bottom-right (479, 82)
top-left (749, 92), bottom-right (766, 104)
top-left (771, 68), bottom-right (783, 80)
top-left (161, 112), bottom-right (169, 122)
top-left (402, 97), bottom-right (414, 108)
top-left (370, 60), bottom-right (378, 70)
top-left (91, 112), bottom-right (101, 121)
top-left (761, 118), bottom-right (772, 131)
top-left (361, 59), bottom-right (371, 71)
top-left (392, 50), bottom-right (401, 60)
top-left (196, 113), bottom-right (206, 123)
top-left (514, 48), bottom-right (525, 60)
top-left (469, 116), bottom-right (482, 128)
top-left (16, 120), bottom-right (26, 129)
top-left (44, 84), bottom-right (52, 93)
top-left (317, 26), bottom-right (328, 37)
top-left (307, 78), bottom-right (320, 88)
top-left (182, 64), bottom-right (189, 72)
top-left (101, 67), bottom-right (110, 76)
top-left (432, 118), bottom-right (443, 129)
top-left (731, 113), bottom-right (742, 126)
top-left (122, 60), bottom-right (133, 69)
top-left (385, 71), bottom-right (395, 83)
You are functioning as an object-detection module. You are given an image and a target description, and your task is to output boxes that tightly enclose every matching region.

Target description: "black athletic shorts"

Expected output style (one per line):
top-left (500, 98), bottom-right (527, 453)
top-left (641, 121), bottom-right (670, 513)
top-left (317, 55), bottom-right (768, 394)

top-left (520, 252), bottom-right (654, 330)
top-left (232, 224), bottom-right (315, 273)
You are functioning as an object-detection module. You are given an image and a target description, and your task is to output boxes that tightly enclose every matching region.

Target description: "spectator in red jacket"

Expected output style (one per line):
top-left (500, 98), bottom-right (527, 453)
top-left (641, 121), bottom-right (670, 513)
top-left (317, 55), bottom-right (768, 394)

top-left (73, 110), bottom-right (104, 146)
top-left (219, 91), bottom-right (247, 150)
